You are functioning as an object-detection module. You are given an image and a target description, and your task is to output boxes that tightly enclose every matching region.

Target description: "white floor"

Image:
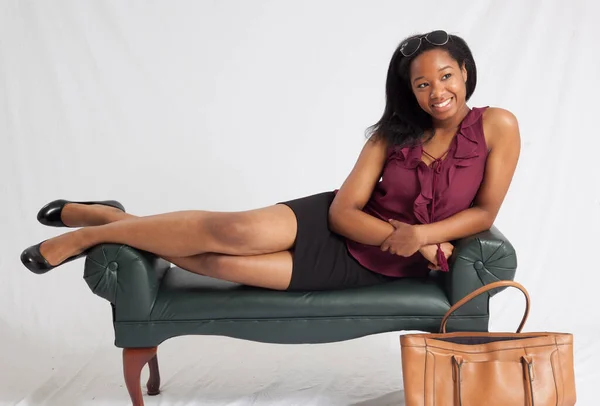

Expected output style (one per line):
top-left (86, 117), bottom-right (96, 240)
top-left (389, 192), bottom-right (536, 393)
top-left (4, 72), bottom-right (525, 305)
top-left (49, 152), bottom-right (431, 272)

top-left (3, 325), bottom-right (597, 405)
top-left (1, 331), bottom-right (408, 406)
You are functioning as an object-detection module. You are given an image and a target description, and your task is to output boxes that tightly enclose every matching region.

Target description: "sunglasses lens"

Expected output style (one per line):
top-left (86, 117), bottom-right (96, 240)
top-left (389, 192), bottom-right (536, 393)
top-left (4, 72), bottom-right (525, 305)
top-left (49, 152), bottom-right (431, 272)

top-left (426, 30), bottom-right (449, 45)
top-left (400, 30), bottom-right (449, 57)
top-left (400, 38), bottom-right (421, 56)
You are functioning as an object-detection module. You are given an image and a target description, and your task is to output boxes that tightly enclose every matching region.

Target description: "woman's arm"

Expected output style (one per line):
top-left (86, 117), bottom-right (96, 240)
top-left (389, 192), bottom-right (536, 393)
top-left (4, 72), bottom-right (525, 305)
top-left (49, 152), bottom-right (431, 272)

top-left (328, 135), bottom-right (452, 257)
top-left (328, 135), bottom-right (397, 245)
top-left (331, 107), bottom-right (520, 253)
top-left (414, 107), bottom-right (521, 246)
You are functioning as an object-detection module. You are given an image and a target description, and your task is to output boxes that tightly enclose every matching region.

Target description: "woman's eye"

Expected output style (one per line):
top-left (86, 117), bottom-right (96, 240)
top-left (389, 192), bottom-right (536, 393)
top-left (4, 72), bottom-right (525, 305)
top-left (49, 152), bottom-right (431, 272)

top-left (442, 73), bottom-right (452, 80)
top-left (417, 83), bottom-right (428, 89)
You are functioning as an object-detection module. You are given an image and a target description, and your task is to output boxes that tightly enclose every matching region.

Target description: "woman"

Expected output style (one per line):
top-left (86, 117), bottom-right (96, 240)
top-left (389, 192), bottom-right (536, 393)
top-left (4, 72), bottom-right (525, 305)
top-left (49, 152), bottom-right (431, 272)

top-left (21, 30), bottom-right (520, 292)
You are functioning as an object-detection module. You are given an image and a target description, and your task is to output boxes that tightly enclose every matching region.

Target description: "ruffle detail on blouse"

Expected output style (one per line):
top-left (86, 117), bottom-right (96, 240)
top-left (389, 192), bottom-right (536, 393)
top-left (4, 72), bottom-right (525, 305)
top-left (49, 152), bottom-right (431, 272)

top-left (409, 129), bottom-right (480, 224)
top-left (446, 127), bottom-right (480, 191)
top-left (413, 165), bottom-right (433, 224)
top-left (409, 107), bottom-right (486, 225)
top-left (387, 144), bottom-right (422, 169)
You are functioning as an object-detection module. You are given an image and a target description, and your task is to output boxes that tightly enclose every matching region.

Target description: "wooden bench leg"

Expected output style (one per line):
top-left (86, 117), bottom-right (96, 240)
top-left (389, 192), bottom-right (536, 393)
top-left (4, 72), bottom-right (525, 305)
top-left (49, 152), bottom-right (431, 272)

top-left (123, 347), bottom-right (160, 406)
top-left (147, 353), bottom-right (161, 396)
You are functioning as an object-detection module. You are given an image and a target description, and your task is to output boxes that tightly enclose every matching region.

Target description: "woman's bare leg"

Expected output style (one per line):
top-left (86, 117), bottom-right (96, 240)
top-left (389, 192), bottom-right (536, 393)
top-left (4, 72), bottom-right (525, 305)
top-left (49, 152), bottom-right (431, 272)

top-left (60, 204), bottom-right (127, 227)
top-left (38, 203), bottom-right (297, 266)
top-left (56, 203), bottom-right (294, 290)
top-left (169, 250), bottom-right (293, 290)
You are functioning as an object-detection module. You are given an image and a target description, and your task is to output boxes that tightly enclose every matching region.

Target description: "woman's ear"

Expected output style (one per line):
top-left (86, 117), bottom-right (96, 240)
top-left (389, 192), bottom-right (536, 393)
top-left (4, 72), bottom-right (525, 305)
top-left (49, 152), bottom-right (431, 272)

top-left (461, 62), bottom-right (468, 83)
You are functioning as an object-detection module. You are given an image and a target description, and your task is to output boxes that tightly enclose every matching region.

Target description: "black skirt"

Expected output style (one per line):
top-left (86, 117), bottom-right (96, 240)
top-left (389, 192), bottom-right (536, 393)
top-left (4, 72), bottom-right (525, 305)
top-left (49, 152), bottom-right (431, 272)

top-left (277, 191), bottom-right (395, 291)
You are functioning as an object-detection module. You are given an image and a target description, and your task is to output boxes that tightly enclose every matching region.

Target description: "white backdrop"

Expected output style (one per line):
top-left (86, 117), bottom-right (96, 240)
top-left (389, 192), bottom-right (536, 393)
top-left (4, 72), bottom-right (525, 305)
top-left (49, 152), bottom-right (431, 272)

top-left (1, 0), bottom-right (599, 405)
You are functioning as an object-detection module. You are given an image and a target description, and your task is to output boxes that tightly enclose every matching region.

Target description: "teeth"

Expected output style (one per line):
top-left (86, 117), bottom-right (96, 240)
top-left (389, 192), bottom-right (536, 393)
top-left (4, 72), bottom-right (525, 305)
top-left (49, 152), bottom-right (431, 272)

top-left (433, 99), bottom-right (451, 108)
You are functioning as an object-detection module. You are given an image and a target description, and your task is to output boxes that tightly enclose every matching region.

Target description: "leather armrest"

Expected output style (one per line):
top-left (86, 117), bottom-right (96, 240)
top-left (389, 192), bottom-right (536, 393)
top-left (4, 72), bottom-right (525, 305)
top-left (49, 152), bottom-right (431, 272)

top-left (444, 225), bottom-right (517, 315)
top-left (83, 244), bottom-right (170, 321)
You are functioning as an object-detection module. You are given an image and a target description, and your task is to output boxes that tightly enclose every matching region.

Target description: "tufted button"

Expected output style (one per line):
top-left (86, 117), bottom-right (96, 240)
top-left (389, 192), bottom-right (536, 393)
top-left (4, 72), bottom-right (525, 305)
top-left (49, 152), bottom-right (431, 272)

top-left (108, 261), bottom-right (119, 272)
top-left (474, 260), bottom-right (484, 270)
top-left (83, 246), bottom-right (123, 304)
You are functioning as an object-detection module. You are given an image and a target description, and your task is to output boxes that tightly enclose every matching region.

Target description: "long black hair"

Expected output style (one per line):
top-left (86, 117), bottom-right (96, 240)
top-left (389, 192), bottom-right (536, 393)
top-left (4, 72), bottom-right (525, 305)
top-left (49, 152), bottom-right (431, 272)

top-left (366, 32), bottom-right (477, 148)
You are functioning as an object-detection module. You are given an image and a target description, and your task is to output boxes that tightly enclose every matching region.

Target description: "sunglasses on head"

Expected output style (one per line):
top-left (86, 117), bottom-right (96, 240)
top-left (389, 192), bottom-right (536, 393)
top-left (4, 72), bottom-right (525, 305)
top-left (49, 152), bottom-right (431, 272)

top-left (399, 30), bottom-right (450, 57)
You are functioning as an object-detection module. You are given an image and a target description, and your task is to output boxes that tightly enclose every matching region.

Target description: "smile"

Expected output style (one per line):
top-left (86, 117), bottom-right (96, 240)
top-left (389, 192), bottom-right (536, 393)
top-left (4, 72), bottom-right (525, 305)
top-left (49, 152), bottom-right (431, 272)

top-left (431, 97), bottom-right (453, 112)
top-left (432, 98), bottom-right (452, 108)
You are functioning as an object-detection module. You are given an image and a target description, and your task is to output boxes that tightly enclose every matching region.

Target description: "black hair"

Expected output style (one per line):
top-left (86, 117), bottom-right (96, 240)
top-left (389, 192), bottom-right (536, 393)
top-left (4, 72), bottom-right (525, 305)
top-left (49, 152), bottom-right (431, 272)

top-left (366, 32), bottom-right (477, 148)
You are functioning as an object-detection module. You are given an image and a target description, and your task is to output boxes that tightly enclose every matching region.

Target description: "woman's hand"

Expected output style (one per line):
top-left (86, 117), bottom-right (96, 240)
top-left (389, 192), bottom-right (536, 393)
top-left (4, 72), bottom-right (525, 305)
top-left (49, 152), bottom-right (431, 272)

top-left (419, 242), bottom-right (454, 270)
top-left (380, 219), bottom-right (426, 257)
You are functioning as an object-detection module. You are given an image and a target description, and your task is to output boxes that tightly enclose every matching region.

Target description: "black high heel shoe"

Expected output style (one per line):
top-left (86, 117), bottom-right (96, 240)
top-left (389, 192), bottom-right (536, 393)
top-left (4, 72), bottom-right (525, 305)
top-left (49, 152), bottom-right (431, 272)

top-left (20, 241), bottom-right (87, 274)
top-left (37, 199), bottom-right (125, 227)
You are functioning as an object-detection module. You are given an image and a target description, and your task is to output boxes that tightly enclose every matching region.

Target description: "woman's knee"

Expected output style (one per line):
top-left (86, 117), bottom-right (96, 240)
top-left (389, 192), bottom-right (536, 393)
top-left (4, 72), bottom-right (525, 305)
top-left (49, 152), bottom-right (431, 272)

top-left (203, 214), bottom-right (255, 253)
top-left (200, 205), bottom-right (297, 255)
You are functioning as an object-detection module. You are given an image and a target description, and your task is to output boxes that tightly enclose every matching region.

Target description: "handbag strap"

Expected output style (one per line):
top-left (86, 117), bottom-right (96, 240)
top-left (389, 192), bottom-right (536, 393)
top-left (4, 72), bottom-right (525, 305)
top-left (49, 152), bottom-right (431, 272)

top-left (440, 280), bottom-right (530, 333)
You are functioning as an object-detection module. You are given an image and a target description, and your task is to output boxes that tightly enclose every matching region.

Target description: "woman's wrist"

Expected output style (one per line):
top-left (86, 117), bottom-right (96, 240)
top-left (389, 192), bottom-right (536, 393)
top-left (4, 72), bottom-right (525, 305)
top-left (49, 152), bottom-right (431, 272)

top-left (414, 224), bottom-right (430, 247)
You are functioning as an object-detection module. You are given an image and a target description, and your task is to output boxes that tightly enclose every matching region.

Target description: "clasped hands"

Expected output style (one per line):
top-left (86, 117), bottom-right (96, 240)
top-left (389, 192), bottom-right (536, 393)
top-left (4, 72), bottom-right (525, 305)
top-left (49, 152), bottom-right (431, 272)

top-left (380, 219), bottom-right (453, 271)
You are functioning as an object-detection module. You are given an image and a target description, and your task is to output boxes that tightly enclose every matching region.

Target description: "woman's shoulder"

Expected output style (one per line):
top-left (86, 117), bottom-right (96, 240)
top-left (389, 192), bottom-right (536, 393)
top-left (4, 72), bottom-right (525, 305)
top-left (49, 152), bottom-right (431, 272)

top-left (482, 106), bottom-right (519, 126)
top-left (480, 106), bottom-right (520, 150)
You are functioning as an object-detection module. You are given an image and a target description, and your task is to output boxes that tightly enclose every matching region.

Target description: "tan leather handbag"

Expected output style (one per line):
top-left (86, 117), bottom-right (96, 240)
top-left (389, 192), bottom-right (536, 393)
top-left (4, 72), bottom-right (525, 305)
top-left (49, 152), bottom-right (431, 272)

top-left (400, 280), bottom-right (576, 405)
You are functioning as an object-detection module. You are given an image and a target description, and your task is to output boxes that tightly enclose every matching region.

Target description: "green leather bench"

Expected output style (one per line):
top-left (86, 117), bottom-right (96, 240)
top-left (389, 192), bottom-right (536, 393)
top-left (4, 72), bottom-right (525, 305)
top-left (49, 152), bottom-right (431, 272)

top-left (82, 226), bottom-right (516, 406)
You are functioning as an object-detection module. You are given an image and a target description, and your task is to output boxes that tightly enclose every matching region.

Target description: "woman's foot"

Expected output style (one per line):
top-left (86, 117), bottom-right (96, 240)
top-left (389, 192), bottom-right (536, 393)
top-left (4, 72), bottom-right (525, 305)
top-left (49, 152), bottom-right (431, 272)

top-left (21, 230), bottom-right (89, 274)
top-left (37, 199), bottom-right (127, 227)
top-left (38, 231), bottom-right (87, 267)
top-left (61, 203), bottom-right (130, 227)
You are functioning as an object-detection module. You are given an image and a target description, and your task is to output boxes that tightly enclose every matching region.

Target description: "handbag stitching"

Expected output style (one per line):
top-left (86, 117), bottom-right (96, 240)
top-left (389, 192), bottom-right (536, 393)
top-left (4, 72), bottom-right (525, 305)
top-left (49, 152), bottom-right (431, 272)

top-left (424, 345), bottom-right (430, 406)
top-left (551, 349), bottom-right (561, 406)
top-left (524, 356), bottom-right (536, 406)
top-left (432, 350), bottom-right (436, 406)
top-left (523, 348), bottom-right (535, 406)
top-left (424, 346), bottom-right (440, 406)
top-left (558, 336), bottom-right (566, 406)
top-left (524, 347), bottom-right (533, 380)
top-left (408, 343), bottom-right (569, 354)
top-left (424, 345), bottom-right (427, 405)
top-left (552, 337), bottom-right (564, 406)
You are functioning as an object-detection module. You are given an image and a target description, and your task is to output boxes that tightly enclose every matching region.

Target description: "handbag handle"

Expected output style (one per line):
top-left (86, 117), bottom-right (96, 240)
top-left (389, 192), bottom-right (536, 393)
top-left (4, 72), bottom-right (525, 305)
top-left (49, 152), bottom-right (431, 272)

top-left (439, 280), bottom-right (530, 334)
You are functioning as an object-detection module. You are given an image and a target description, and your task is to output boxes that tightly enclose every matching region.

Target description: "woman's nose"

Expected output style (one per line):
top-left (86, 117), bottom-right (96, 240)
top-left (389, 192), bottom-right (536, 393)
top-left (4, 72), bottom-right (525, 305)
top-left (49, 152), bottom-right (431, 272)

top-left (430, 84), bottom-right (444, 99)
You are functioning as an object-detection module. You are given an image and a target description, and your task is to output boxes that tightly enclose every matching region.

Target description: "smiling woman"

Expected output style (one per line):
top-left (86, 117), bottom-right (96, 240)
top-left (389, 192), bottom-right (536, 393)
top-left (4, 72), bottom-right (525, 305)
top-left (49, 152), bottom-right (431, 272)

top-left (21, 29), bottom-right (520, 294)
top-left (367, 30), bottom-right (479, 148)
top-left (352, 30), bottom-right (520, 274)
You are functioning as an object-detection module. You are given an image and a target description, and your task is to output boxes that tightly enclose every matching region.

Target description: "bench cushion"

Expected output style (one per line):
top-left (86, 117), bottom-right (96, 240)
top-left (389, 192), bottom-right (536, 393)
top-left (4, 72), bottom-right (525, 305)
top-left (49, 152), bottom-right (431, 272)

top-left (110, 266), bottom-right (489, 347)
top-left (151, 267), bottom-right (452, 321)
top-left (83, 242), bottom-right (506, 347)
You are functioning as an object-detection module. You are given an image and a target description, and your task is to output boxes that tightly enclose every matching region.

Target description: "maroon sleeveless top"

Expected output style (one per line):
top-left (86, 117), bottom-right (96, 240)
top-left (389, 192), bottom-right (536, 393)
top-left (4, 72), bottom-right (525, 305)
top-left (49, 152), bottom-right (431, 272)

top-left (343, 106), bottom-right (489, 278)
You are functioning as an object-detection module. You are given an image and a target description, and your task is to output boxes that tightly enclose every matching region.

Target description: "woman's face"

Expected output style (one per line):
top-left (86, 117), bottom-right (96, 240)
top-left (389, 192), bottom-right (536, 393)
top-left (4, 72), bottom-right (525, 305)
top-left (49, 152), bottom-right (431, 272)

top-left (408, 49), bottom-right (468, 121)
